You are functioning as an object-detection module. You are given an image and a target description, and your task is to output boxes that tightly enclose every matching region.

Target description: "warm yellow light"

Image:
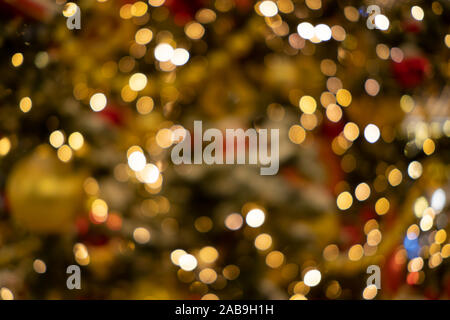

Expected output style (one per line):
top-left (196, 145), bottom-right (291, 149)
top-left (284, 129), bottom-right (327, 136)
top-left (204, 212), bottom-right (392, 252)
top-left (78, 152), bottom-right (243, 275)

top-left (323, 244), bottom-right (339, 261)
top-left (364, 124), bottom-right (380, 143)
top-left (11, 53), bottom-right (24, 67)
top-left (343, 122), bottom-right (359, 141)
top-left (156, 128), bottom-right (173, 148)
top-left (224, 213), bottom-right (243, 230)
top-left (374, 14), bottom-right (390, 31)
top-left (131, 1), bottom-right (148, 17)
top-left (411, 6), bottom-right (424, 21)
top-left (367, 229), bottom-right (382, 246)
top-left (91, 198), bottom-right (108, 223)
top-left (303, 269), bottom-right (321, 287)
top-left (348, 244), bottom-right (364, 261)
top-left (179, 254), bottom-right (197, 271)
top-left (423, 138), bottom-right (435, 155)
top-left (135, 28), bottom-right (153, 45)
top-left (195, 216), bottom-right (213, 233)
top-left (375, 197), bottom-right (390, 215)
top-left (364, 79), bottom-right (380, 96)
top-left (129, 73), bottom-right (148, 91)
top-left (184, 22), bottom-right (205, 40)
top-left (149, 0), bottom-right (165, 6)
top-left (420, 215), bottom-right (433, 231)
top-left (222, 265), bottom-right (240, 280)
top-left (336, 89), bottom-right (352, 107)
top-left (400, 95), bottom-right (415, 112)
top-left (288, 125), bottom-right (306, 144)
top-left (68, 132), bottom-right (84, 150)
top-left (49, 130), bottom-right (65, 148)
top-left (255, 233), bottom-right (272, 251)
top-left (355, 182), bottom-right (370, 201)
top-left (246, 208), bottom-right (265, 228)
top-left (388, 168), bottom-right (402, 187)
top-left (62, 2), bottom-right (78, 17)
top-left (199, 246), bottom-right (219, 264)
top-left (337, 191), bottom-right (353, 210)
top-left (259, 1), bottom-right (278, 17)
top-left (299, 96), bottom-right (317, 114)
top-left (363, 285), bottom-right (377, 300)
top-left (171, 48), bottom-right (190, 66)
top-left (407, 161), bottom-right (422, 179)
top-left (202, 293), bottom-right (219, 300)
top-left (266, 251), bottom-right (284, 268)
top-left (19, 97), bottom-right (32, 113)
top-left (199, 268), bottom-right (217, 284)
top-left (196, 9), bottom-right (216, 24)
top-left (408, 257), bottom-right (423, 272)
top-left (136, 96), bottom-right (154, 115)
top-left (128, 151), bottom-right (146, 171)
top-left (0, 287), bottom-right (14, 300)
top-left (90, 93), bottom-right (107, 112)
top-left (33, 259), bottom-right (47, 274)
top-left (0, 137), bottom-right (11, 156)
top-left (133, 227), bottom-right (151, 244)
top-left (435, 230), bottom-right (447, 244)
top-left (57, 144), bottom-right (73, 162)
top-left (137, 163), bottom-right (160, 184)
top-left (442, 244), bottom-right (450, 258)
top-left (170, 249), bottom-right (187, 266)
top-left (325, 104), bottom-right (342, 123)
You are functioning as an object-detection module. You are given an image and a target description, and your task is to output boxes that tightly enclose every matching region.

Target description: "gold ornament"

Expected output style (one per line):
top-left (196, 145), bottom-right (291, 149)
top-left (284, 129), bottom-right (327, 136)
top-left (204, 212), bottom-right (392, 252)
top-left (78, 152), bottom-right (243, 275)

top-left (6, 145), bottom-right (85, 234)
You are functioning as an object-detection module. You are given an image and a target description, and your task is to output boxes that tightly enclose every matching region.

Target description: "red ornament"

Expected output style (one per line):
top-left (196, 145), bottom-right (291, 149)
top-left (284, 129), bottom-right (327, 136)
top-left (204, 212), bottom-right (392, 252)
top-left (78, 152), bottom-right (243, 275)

top-left (98, 104), bottom-right (127, 127)
top-left (424, 286), bottom-right (440, 300)
top-left (80, 233), bottom-right (110, 247)
top-left (235, 0), bottom-right (253, 12)
top-left (75, 216), bottom-right (90, 236)
top-left (321, 118), bottom-right (344, 140)
top-left (445, 276), bottom-right (450, 298)
top-left (0, 0), bottom-right (57, 22)
top-left (360, 206), bottom-right (377, 222)
top-left (340, 225), bottom-right (363, 248)
top-left (402, 20), bottom-right (422, 34)
top-left (391, 57), bottom-right (430, 89)
top-left (383, 248), bottom-right (404, 295)
top-left (165, 0), bottom-right (209, 25)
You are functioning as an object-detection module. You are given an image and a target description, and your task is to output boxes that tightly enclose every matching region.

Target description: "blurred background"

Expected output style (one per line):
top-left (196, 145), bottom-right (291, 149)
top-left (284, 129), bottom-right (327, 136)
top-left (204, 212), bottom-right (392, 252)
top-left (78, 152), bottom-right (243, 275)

top-left (0, 0), bottom-right (449, 300)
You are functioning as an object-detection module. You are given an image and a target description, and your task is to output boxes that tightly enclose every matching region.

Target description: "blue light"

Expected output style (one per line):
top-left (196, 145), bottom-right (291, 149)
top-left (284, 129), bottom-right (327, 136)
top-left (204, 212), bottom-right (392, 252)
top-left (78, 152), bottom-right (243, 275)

top-left (403, 236), bottom-right (420, 259)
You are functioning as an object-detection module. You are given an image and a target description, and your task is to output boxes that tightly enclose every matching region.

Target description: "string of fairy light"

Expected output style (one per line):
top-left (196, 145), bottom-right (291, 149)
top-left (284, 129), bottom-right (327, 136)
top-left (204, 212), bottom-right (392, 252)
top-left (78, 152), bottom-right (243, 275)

top-left (1, 0), bottom-right (449, 300)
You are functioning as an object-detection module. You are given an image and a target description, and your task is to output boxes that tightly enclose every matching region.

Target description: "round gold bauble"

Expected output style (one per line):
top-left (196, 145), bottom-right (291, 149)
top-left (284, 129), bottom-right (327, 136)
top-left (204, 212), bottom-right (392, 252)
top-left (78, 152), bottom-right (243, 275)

top-left (6, 145), bottom-right (84, 234)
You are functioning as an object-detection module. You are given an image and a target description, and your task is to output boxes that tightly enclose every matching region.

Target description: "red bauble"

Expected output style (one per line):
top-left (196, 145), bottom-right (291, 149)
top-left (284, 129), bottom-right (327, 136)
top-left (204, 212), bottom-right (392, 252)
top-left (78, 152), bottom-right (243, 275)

top-left (165, 0), bottom-right (209, 25)
top-left (445, 276), bottom-right (450, 298)
top-left (0, 0), bottom-right (57, 22)
top-left (235, 0), bottom-right (253, 12)
top-left (424, 287), bottom-right (440, 300)
top-left (340, 225), bottom-right (363, 249)
top-left (99, 104), bottom-right (127, 127)
top-left (321, 118), bottom-right (344, 139)
top-left (383, 248), bottom-right (404, 295)
top-left (391, 57), bottom-right (429, 89)
top-left (401, 20), bottom-right (422, 33)
top-left (75, 216), bottom-right (90, 236)
top-left (79, 233), bottom-right (110, 247)
top-left (360, 206), bottom-right (377, 222)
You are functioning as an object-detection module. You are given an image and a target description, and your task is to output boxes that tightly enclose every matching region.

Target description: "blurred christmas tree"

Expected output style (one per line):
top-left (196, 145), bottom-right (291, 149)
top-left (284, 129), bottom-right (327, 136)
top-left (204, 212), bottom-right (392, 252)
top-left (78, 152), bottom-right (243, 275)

top-left (0, 0), bottom-right (449, 300)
